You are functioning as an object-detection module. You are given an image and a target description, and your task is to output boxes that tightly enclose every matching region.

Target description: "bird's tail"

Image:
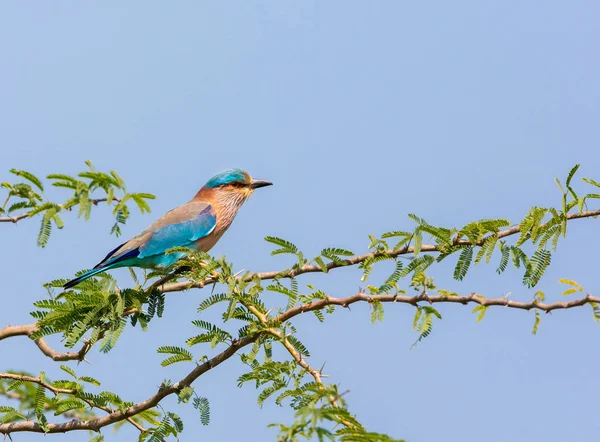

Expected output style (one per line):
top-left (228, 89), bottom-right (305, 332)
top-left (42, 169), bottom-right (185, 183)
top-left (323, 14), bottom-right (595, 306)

top-left (63, 266), bottom-right (113, 289)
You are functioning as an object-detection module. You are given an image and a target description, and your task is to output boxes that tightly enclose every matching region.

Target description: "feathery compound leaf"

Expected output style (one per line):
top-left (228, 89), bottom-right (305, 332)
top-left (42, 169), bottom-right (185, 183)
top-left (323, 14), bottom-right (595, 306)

top-left (258, 381), bottom-right (286, 406)
top-left (34, 373), bottom-right (46, 415)
top-left (286, 335), bottom-right (311, 357)
top-left (54, 399), bottom-right (87, 416)
top-left (371, 300), bottom-right (385, 324)
top-left (7, 200), bottom-right (32, 213)
top-left (313, 256), bottom-right (328, 273)
top-left (565, 164), bottom-right (580, 200)
top-left (321, 247), bottom-right (354, 264)
top-left (79, 376), bottom-right (101, 386)
top-left (6, 380), bottom-right (24, 392)
top-left (59, 365), bottom-right (78, 379)
top-left (413, 229), bottom-right (422, 255)
top-left (381, 230), bottom-right (411, 239)
top-left (532, 310), bottom-right (541, 335)
top-left (472, 305), bottom-right (487, 322)
top-left (419, 224), bottom-right (453, 246)
top-left (399, 255), bottom-right (434, 278)
top-left (475, 235), bottom-right (498, 265)
top-left (558, 278), bottom-right (584, 296)
top-left (359, 254), bottom-right (396, 281)
top-left (167, 412), bottom-right (184, 433)
top-left (10, 169), bottom-right (44, 192)
top-left (523, 250), bottom-right (551, 288)
top-left (157, 346), bottom-right (193, 366)
top-left (511, 246), bottom-right (529, 269)
top-left (265, 236), bottom-right (299, 255)
top-left (479, 218), bottom-right (511, 232)
top-left (99, 318), bottom-right (127, 353)
top-left (37, 217), bottom-right (52, 247)
top-left (197, 293), bottom-right (229, 312)
top-left (411, 306), bottom-right (441, 349)
top-left (453, 246), bottom-right (473, 281)
top-left (193, 396), bottom-right (210, 425)
top-left (378, 260), bottom-right (403, 293)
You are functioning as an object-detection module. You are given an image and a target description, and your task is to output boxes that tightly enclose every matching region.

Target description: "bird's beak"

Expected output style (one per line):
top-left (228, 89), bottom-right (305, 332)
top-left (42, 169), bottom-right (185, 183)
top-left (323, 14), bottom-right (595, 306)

top-left (249, 179), bottom-right (273, 189)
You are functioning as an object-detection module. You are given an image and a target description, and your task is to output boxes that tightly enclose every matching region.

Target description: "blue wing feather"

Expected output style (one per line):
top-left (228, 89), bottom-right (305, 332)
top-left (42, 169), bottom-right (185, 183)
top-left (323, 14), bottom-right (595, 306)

top-left (138, 205), bottom-right (216, 258)
top-left (64, 203), bottom-right (217, 289)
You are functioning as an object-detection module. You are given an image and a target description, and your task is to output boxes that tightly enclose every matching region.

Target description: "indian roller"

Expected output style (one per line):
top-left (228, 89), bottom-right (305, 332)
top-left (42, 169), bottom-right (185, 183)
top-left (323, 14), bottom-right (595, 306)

top-left (63, 169), bottom-right (272, 289)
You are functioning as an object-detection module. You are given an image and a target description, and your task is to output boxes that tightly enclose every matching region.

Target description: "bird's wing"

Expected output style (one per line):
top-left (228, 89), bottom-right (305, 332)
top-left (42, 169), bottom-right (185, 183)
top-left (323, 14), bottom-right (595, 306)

top-left (95, 201), bottom-right (216, 268)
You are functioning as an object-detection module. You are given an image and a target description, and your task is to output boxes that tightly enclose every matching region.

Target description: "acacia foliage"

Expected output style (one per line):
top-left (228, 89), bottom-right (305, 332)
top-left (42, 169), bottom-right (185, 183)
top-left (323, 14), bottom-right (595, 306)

top-left (1, 164), bottom-right (599, 441)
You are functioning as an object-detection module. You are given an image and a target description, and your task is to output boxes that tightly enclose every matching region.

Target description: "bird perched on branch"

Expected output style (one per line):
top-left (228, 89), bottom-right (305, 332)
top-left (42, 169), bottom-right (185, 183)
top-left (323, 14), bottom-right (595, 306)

top-left (64, 169), bottom-right (272, 289)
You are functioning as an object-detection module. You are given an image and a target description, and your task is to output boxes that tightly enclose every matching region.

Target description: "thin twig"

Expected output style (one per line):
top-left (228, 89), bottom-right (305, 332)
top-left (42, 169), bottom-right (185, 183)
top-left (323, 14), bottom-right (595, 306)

top-left (0, 198), bottom-right (120, 223)
top-left (0, 373), bottom-right (76, 396)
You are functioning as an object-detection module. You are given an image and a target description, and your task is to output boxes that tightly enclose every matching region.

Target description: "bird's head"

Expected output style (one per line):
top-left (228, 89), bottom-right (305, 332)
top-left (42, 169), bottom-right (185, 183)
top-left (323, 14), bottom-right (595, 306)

top-left (197, 169), bottom-right (272, 206)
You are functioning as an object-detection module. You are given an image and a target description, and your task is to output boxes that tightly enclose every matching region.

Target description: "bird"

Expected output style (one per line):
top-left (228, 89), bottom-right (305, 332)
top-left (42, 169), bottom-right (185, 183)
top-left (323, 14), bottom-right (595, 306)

top-left (63, 169), bottom-right (272, 289)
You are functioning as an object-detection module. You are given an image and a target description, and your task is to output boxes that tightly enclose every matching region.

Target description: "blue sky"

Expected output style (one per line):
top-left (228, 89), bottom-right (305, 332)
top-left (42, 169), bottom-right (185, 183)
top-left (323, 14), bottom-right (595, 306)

top-left (1, 2), bottom-right (599, 441)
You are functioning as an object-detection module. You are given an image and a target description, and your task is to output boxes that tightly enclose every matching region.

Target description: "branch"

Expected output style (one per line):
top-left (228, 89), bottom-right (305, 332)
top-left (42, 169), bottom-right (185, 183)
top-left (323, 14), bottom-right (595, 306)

top-left (0, 197), bottom-right (120, 224)
top-left (0, 373), bottom-right (75, 396)
top-left (0, 335), bottom-right (257, 435)
top-left (5, 208), bottom-right (599, 360)
top-left (1, 287), bottom-right (596, 436)
top-left (277, 291), bottom-right (600, 322)
top-left (267, 329), bottom-right (342, 410)
top-left (159, 209), bottom-right (600, 293)
top-left (0, 324), bottom-right (93, 362)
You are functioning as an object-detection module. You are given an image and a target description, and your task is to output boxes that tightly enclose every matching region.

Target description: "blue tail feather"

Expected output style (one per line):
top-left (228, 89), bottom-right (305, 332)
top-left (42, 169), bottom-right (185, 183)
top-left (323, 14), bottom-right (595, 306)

top-left (64, 248), bottom-right (141, 289)
top-left (63, 266), bottom-right (114, 289)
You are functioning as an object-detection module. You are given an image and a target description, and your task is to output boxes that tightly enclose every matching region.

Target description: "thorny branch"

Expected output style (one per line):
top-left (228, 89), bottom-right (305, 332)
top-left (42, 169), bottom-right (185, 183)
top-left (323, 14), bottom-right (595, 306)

top-left (1, 208), bottom-right (599, 435)
top-left (159, 209), bottom-right (600, 292)
top-left (1, 285), bottom-right (598, 435)
top-left (2, 208), bottom-right (600, 362)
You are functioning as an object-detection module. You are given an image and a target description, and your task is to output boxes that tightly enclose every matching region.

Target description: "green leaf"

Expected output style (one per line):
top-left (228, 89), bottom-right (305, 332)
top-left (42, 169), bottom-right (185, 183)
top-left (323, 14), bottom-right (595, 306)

top-left (177, 386), bottom-right (194, 404)
top-left (314, 256), bottom-right (328, 273)
top-left (413, 229), bottom-right (422, 256)
top-left (558, 278), bottom-right (584, 296)
top-left (157, 346), bottom-right (193, 366)
top-left (265, 236), bottom-right (298, 255)
top-left (79, 376), bottom-right (101, 386)
top-left (59, 365), bottom-right (78, 379)
top-left (10, 169), bottom-right (44, 191)
top-left (193, 396), bottom-right (210, 426)
top-left (34, 373), bottom-right (46, 415)
top-left (54, 399), bottom-right (87, 415)
top-left (532, 310), bottom-right (541, 335)
top-left (496, 242), bottom-right (510, 274)
top-left (523, 250), bottom-right (551, 288)
top-left (287, 335), bottom-right (310, 357)
top-left (453, 246), bottom-right (473, 281)
top-left (37, 217), bottom-right (52, 248)
top-left (472, 305), bottom-right (487, 322)
top-left (371, 300), bottom-right (384, 324)
top-left (565, 164), bottom-right (580, 200)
